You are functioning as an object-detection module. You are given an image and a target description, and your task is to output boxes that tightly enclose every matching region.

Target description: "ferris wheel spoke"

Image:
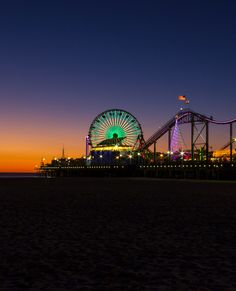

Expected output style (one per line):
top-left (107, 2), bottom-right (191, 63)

top-left (98, 115), bottom-right (111, 129)
top-left (105, 113), bottom-right (115, 129)
top-left (119, 111), bottom-right (129, 128)
top-left (96, 120), bottom-right (109, 133)
top-left (117, 113), bottom-right (124, 128)
top-left (120, 118), bottom-right (131, 130)
top-left (122, 121), bottom-right (136, 132)
top-left (113, 110), bottom-right (117, 127)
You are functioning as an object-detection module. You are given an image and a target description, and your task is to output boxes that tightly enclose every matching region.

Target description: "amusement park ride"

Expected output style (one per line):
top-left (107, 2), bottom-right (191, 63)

top-left (40, 96), bottom-right (236, 178)
top-left (86, 108), bottom-right (145, 164)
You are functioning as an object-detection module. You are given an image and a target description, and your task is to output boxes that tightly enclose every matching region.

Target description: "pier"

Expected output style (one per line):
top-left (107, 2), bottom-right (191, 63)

top-left (40, 107), bottom-right (236, 180)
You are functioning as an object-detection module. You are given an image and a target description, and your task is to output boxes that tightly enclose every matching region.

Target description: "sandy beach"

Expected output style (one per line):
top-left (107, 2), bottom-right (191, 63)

top-left (0, 177), bottom-right (236, 290)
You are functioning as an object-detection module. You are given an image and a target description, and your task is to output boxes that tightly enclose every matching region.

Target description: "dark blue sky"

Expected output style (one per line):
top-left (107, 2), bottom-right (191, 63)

top-left (1, 0), bottom-right (236, 169)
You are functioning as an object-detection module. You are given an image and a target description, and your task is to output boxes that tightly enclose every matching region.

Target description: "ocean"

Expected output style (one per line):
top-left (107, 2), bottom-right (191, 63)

top-left (0, 173), bottom-right (40, 178)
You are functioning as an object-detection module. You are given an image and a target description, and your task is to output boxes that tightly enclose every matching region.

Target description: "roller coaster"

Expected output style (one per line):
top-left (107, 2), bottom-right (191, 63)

top-left (141, 108), bottom-right (236, 162)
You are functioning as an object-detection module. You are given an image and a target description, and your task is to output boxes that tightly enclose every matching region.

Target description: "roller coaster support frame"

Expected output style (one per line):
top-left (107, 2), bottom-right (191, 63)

top-left (230, 123), bottom-right (233, 162)
top-left (191, 114), bottom-right (194, 161)
top-left (154, 141), bottom-right (157, 163)
top-left (168, 127), bottom-right (171, 162)
top-left (191, 113), bottom-right (209, 162)
top-left (168, 127), bottom-right (171, 152)
top-left (206, 120), bottom-right (209, 163)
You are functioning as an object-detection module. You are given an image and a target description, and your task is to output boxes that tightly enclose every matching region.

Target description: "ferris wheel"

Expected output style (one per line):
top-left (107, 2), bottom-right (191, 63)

top-left (88, 109), bottom-right (143, 149)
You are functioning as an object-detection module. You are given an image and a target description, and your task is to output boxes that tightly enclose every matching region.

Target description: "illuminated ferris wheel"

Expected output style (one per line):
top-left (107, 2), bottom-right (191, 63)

top-left (88, 109), bottom-right (143, 149)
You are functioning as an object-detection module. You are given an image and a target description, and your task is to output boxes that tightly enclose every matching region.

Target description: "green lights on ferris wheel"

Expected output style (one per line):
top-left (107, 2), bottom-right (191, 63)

top-left (88, 109), bottom-right (143, 149)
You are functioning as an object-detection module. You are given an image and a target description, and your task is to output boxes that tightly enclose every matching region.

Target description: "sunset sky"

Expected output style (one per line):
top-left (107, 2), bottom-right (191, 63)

top-left (1, 0), bottom-right (236, 172)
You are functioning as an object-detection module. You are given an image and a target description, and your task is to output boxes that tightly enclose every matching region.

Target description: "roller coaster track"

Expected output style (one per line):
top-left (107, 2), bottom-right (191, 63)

top-left (220, 139), bottom-right (236, 150)
top-left (141, 108), bottom-right (236, 150)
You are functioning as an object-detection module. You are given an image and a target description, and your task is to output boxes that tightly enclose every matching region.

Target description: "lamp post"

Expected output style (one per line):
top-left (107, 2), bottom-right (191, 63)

top-left (115, 155), bottom-right (119, 164)
top-left (167, 151), bottom-right (173, 163)
top-left (160, 153), bottom-right (163, 164)
top-left (128, 154), bottom-right (132, 165)
top-left (180, 151), bottom-right (184, 166)
top-left (137, 152), bottom-right (141, 165)
top-left (41, 157), bottom-right (46, 167)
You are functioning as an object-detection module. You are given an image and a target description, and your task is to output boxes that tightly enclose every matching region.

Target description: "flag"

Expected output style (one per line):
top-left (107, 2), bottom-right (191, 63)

top-left (178, 95), bottom-right (186, 101)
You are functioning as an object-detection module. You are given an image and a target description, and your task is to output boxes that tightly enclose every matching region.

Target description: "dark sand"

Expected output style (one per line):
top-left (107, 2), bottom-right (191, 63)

top-left (0, 177), bottom-right (236, 290)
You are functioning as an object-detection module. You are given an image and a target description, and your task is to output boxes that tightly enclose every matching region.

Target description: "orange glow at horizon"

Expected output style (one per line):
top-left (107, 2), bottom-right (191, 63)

top-left (0, 121), bottom-right (86, 172)
top-left (0, 148), bottom-right (85, 173)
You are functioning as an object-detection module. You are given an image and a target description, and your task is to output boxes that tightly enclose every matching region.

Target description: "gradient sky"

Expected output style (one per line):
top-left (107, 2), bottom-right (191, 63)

top-left (1, 0), bottom-right (236, 172)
